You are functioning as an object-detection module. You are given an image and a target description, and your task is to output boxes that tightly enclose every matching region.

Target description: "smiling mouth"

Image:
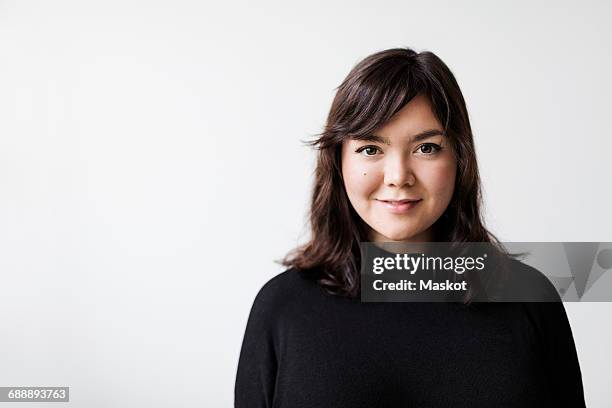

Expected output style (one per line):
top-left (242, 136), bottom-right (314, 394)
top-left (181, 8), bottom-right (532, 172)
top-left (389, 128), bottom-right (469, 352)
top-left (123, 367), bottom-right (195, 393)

top-left (376, 199), bottom-right (422, 213)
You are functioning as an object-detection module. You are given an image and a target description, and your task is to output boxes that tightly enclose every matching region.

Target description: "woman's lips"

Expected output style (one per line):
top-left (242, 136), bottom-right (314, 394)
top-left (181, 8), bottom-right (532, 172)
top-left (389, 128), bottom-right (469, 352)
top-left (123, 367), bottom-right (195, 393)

top-left (376, 199), bottom-right (422, 214)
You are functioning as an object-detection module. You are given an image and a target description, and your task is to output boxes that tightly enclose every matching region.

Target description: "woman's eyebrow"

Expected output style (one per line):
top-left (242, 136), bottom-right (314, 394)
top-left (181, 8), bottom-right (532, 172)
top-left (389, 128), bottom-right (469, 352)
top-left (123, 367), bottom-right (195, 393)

top-left (352, 129), bottom-right (445, 145)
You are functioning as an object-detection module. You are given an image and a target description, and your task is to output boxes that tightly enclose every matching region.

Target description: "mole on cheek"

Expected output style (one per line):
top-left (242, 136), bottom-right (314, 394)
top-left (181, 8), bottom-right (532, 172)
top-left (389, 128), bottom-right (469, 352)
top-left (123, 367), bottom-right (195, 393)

top-left (363, 172), bottom-right (367, 176)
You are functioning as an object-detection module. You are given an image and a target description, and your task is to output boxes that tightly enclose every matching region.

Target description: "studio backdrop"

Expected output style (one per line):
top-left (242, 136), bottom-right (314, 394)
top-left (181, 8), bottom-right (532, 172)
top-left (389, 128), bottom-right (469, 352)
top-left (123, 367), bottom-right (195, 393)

top-left (0, 0), bottom-right (610, 407)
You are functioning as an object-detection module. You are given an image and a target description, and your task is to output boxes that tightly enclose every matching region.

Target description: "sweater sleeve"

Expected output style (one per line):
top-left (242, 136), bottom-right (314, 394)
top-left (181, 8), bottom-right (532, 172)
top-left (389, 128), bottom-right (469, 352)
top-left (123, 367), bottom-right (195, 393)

top-left (530, 300), bottom-right (586, 407)
top-left (235, 278), bottom-right (281, 408)
top-left (518, 261), bottom-right (586, 407)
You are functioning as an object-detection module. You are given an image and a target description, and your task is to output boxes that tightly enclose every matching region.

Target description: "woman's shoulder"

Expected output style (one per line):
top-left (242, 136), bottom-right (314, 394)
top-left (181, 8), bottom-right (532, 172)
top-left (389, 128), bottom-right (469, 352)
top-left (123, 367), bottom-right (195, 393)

top-left (255, 267), bottom-right (315, 298)
top-left (248, 268), bottom-right (323, 318)
top-left (502, 257), bottom-right (562, 302)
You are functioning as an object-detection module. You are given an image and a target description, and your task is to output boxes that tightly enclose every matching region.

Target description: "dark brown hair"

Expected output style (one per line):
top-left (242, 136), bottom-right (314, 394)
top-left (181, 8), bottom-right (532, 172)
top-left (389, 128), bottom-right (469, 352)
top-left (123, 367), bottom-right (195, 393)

top-left (281, 47), bottom-right (506, 300)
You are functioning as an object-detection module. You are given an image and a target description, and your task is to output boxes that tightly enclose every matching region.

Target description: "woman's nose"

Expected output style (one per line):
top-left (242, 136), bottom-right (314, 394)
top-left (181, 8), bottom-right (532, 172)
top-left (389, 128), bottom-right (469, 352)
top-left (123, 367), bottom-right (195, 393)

top-left (383, 155), bottom-right (416, 187)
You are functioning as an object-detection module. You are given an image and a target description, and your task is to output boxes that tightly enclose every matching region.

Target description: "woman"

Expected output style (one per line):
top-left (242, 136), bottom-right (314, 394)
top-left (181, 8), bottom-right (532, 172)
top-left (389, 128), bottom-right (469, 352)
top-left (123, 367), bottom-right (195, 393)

top-left (235, 48), bottom-right (585, 407)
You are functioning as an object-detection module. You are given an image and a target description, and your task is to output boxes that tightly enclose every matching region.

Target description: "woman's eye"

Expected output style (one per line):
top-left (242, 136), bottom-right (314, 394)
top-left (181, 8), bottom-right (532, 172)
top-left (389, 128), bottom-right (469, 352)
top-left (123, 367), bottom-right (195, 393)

top-left (415, 143), bottom-right (442, 155)
top-left (356, 146), bottom-right (381, 157)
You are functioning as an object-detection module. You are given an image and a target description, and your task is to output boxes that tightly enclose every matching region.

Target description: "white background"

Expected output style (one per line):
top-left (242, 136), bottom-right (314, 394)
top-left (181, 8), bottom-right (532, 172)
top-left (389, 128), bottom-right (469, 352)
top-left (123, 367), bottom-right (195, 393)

top-left (1, 0), bottom-right (610, 406)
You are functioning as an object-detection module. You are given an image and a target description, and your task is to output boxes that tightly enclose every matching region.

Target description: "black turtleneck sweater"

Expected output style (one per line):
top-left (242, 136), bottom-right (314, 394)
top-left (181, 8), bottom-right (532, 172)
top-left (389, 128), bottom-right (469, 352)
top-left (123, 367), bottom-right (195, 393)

top-left (235, 263), bottom-right (585, 407)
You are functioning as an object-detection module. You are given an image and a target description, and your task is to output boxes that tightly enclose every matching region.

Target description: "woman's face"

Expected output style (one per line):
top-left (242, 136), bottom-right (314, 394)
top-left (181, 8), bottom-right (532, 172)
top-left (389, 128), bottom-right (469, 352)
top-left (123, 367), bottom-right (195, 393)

top-left (341, 94), bottom-right (457, 242)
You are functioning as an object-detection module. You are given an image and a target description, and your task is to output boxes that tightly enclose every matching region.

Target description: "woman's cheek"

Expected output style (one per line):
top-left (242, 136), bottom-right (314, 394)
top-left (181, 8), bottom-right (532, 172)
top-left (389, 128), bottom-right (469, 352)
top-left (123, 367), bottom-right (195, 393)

top-left (427, 161), bottom-right (456, 204)
top-left (345, 161), bottom-right (378, 198)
